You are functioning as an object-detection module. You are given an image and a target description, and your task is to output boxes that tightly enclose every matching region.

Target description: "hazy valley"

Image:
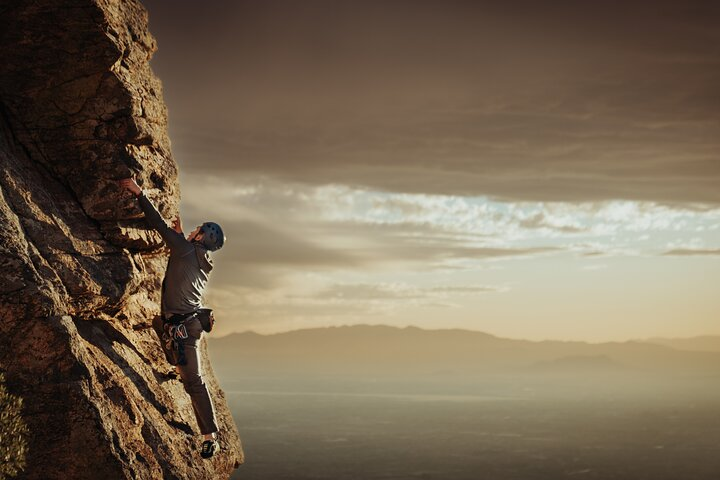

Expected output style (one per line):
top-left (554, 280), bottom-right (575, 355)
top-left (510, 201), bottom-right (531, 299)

top-left (210, 325), bottom-right (720, 480)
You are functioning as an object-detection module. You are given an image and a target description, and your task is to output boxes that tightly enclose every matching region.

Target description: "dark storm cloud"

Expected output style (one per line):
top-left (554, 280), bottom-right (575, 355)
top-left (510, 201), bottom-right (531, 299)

top-left (145, 0), bottom-right (720, 204)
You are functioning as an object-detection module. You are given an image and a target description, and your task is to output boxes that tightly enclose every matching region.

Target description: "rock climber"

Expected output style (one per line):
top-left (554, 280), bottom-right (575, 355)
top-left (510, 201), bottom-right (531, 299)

top-left (119, 177), bottom-right (225, 459)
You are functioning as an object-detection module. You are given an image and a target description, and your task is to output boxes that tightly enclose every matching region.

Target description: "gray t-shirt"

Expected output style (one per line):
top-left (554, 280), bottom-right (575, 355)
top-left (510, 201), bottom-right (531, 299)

top-left (137, 193), bottom-right (213, 315)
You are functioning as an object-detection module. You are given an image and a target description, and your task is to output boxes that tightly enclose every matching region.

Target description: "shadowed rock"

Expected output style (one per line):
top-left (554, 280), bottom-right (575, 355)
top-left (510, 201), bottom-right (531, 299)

top-left (0, 0), bottom-right (243, 478)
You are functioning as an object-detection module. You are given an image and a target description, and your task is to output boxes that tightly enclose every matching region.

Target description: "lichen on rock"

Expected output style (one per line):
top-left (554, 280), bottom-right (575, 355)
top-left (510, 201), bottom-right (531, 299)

top-left (0, 1), bottom-right (243, 478)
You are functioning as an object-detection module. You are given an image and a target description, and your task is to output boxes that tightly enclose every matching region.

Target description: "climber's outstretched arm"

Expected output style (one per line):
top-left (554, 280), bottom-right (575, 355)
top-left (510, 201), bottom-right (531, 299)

top-left (119, 177), bottom-right (189, 252)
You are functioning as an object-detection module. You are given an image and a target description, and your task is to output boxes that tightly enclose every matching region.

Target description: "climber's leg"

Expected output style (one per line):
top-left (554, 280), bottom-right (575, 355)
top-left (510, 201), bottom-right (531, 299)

top-left (176, 319), bottom-right (219, 436)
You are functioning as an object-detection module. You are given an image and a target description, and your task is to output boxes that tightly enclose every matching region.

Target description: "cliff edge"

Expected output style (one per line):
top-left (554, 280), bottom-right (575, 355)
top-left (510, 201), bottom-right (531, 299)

top-left (0, 0), bottom-right (244, 478)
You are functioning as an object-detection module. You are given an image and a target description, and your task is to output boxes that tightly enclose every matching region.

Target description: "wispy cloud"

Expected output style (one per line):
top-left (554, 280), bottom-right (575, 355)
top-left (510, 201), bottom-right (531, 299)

top-left (663, 248), bottom-right (720, 256)
top-left (308, 282), bottom-right (507, 301)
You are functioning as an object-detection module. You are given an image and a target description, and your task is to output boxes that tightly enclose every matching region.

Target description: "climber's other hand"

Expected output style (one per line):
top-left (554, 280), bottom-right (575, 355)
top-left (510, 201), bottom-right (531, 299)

top-left (172, 216), bottom-right (183, 234)
top-left (119, 177), bottom-right (142, 197)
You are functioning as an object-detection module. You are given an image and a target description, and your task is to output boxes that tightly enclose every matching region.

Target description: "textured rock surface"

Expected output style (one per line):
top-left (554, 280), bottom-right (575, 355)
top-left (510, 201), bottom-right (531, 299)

top-left (0, 0), bottom-right (243, 478)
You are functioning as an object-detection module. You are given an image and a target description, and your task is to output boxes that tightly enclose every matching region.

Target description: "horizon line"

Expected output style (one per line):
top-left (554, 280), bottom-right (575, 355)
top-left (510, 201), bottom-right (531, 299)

top-left (211, 323), bottom-right (720, 344)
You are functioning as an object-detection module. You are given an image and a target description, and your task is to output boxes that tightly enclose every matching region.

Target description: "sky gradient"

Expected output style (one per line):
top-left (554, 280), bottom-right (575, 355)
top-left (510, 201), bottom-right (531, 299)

top-left (142, 0), bottom-right (720, 341)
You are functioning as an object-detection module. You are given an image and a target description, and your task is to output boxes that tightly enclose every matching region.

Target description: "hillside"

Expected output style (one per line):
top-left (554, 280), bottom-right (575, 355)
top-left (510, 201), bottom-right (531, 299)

top-left (208, 324), bottom-right (720, 376)
top-left (641, 335), bottom-right (720, 353)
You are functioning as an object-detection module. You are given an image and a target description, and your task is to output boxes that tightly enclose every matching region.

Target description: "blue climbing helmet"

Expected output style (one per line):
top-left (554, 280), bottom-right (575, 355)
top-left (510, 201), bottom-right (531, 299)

top-left (199, 221), bottom-right (225, 251)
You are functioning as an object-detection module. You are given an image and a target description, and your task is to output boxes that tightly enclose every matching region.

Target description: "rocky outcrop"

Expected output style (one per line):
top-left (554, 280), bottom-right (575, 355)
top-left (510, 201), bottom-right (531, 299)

top-left (0, 1), bottom-right (243, 478)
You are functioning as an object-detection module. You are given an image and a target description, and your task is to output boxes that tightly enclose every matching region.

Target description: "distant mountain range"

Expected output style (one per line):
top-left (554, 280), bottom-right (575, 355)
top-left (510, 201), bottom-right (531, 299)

top-left (207, 324), bottom-right (720, 376)
top-left (640, 335), bottom-right (720, 353)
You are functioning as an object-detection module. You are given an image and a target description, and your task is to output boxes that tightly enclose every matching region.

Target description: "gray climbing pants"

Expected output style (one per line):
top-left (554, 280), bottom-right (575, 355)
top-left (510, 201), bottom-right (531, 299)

top-left (172, 316), bottom-right (219, 435)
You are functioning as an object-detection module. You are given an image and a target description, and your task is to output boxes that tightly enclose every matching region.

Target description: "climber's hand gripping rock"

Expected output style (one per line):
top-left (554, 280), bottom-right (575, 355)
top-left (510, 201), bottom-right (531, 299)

top-left (119, 177), bottom-right (142, 197)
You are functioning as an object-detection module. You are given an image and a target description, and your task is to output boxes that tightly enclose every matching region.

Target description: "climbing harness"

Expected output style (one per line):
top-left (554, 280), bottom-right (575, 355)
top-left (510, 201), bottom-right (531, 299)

top-left (162, 312), bottom-right (197, 366)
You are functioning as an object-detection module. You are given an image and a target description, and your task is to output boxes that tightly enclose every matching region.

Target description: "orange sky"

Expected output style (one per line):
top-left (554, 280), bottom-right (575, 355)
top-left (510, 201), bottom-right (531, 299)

top-left (143, 0), bottom-right (720, 341)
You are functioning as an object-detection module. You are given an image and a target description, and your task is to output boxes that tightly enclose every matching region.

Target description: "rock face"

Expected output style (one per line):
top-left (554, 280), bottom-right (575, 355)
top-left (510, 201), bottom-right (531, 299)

top-left (0, 1), bottom-right (243, 478)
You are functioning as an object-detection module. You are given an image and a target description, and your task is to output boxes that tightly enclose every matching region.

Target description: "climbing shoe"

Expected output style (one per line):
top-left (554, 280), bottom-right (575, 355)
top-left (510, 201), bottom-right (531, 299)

top-left (200, 440), bottom-right (218, 459)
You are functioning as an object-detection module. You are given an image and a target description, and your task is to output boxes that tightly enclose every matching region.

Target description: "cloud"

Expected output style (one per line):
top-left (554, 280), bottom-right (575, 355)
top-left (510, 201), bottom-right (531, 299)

top-left (220, 220), bottom-right (358, 268)
top-left (146, 0), bottom-right (720, 205)
top-left (179, 175), bottom-right (720, 281)
top-left (518, 212), bottom-right (587, 234)
top-left (180, 175), bottom-right (577, 278)
top-left (307, 283), bottom-right (423, 301)
top-left (427, 285), bottom-right (508, 295)
top-left (307, 282), bottom-right (507, 301)
top-left (149, 0), bottom-right (720, 206)
top-left (662, 248), bottom-right (720, 256)
top-left (170, 108), bottom-right (720, 205)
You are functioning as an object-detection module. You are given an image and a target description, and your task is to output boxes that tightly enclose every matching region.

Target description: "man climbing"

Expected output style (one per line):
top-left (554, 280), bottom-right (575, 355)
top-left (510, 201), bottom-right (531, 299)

top-left (119, 177), bottom-right (225, 459)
